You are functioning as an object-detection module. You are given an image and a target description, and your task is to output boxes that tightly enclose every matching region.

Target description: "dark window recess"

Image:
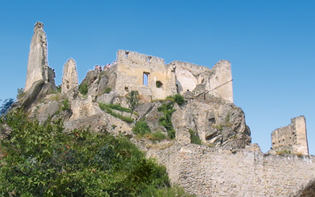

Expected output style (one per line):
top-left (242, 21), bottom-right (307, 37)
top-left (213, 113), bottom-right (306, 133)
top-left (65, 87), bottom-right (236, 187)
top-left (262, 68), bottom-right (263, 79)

top-left (156, 80), bottom-right (163, 88)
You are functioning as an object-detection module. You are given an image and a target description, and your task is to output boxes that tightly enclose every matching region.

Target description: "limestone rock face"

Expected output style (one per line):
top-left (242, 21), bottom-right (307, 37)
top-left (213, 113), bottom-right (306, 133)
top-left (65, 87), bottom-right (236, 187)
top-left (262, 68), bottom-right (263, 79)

top-left (25, 22), bottom-right (56, 92)
top-left (172, 94), bottom-right (251, 149)
top-left (62, 59), bottom-right (78, 93)
top-left (70, 95), bottom-right (103, 121)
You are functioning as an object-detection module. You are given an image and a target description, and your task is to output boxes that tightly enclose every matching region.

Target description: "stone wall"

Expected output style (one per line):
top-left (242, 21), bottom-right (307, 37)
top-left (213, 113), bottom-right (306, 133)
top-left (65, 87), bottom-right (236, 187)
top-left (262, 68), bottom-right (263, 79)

top-left (271, 116), bottom-right (309, 156)
top-left (145, 143), bottom-right (315, 197)
top-left (170, 60), bottom-right (233, 103)
top-left (114, 50), bottom-right (177, 101)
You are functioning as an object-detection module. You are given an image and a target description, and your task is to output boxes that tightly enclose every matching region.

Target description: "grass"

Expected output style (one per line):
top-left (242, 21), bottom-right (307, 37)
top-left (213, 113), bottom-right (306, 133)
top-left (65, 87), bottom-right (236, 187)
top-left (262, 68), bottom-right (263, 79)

top-left (189, 129), bottom-right (201, 145)
top-left (99, 103), bottom-right (133, 123)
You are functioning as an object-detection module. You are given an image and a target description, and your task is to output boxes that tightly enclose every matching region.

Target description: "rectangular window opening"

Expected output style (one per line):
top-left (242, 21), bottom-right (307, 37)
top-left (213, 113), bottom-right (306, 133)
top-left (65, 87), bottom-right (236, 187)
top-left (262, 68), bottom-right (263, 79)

top-left (143, 72), bottom-right (149, 86)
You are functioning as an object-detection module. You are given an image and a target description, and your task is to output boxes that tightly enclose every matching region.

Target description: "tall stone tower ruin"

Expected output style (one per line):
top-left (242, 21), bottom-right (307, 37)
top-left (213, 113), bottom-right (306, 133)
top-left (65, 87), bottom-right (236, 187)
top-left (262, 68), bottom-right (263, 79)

top-left (62, 59), bottom-right (79, 93)
top-left (24, 22), bottom-right (55, 92)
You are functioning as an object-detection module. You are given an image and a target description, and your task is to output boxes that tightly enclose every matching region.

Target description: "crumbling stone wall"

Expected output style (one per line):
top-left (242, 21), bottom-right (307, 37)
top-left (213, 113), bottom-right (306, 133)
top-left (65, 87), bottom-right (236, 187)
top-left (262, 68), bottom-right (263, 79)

top-left (25, 22), bottom-right (55, 92)
top-left (113, 50), bottom-right (177, 101)
top-left (170, 60), bottom-right (233, 103)
top-left (145, 143), bottom-right (315, 197)
top-left (271, 116), bottom-right (309, 156)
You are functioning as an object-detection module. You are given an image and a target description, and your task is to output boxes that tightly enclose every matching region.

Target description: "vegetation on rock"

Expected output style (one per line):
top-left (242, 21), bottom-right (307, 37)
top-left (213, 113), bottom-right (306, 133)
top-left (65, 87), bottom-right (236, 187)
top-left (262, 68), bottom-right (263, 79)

top-left (0, 110), bottom-right (193, 197)
top-left (78, 83), bottom-right (88, 95)
top-left (126, 90), bottom-right (140, 117)
top-left (189, 129), bottom-right (202, 145)
top-left (99, 103), bottom-right (134, 123)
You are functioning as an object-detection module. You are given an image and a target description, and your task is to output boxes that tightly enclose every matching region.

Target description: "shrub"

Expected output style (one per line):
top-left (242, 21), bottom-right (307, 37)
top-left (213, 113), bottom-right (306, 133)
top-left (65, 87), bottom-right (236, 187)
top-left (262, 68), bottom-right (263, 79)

top-left (61, 99), bottom-right (71, 111)
top-left (104, 87), bottom-right (111, 93)
top-left (17, 88), bottom-right (25, 99)
top-left (0, 110), bottom-right (187, 196)
top-left (166, 94), bottom-right (185, 106)
top-left (133, 120), bottom-right (151, 135)
top-left (189, 129), bottom-right (201, 145)
top-left (158, 102), bottom-right (176, 139)
top-left (78, 83), bottom-right (88, 95)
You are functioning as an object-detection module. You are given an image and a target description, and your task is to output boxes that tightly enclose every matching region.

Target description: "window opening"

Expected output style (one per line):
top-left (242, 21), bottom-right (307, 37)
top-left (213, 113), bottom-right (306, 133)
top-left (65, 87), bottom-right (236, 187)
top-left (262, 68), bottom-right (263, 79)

top-left (125, 51), bottom-right (129, 58)
top-left (156, 80), bottom-right (163, 88)
top-left (143, 72), bottom-right (149, 86)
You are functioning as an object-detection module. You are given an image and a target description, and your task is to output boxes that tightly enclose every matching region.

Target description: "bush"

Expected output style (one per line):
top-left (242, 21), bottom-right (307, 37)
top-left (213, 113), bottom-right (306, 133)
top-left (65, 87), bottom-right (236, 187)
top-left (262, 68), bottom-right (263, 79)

top-left (158, 102), bottom-right (176, 139)
top-left (189, 129), bottom-right (201, 145)
top-left (17, 88), bottom-right (25, 99)
top-left (166, 94), bottom-right (185, 106)
top-left (0, 111), bottom-right (185, 196)
top-left (133, 120), bottom-right (151, 135)
top-left (104, 87), bottom-right (111, 94)
top-left (78, 83), bottom-right (88, 95)
top-left (61, 99), bottom-right (71, 111)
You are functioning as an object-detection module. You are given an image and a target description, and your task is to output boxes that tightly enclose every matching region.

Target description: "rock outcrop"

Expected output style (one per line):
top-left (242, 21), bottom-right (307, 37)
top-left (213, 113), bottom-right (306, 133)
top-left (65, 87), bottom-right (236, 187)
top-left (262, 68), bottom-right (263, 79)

top-left (24, 22), bottom-right (55, 92)
top-left (20, 22), bottom-right (56, 109)
top-left (62, 59), bottom-right (78, 94)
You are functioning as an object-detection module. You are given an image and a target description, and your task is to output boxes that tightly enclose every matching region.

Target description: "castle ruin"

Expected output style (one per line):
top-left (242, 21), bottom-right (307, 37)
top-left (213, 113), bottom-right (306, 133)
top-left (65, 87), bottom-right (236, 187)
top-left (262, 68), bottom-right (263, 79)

top-left (18, 22), bottom-right (313, 196)
top-left (109, 50), bottom-right (233, 103)
top-left (271, 116), bottom-right (309, 156)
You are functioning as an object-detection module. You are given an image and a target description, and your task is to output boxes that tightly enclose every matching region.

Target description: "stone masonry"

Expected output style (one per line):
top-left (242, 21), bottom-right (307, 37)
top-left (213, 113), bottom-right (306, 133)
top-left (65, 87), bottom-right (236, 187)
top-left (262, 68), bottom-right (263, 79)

top-left (145, 143), bottom-right (315, 197)
top-left (25, 22), bottom-right (55, 92)
top-left (110, 50), bottom-right (233, 103)
top-left (271, 116), bottom-right (309, 156)
top-left (62, 58), bottom-right (78, 93)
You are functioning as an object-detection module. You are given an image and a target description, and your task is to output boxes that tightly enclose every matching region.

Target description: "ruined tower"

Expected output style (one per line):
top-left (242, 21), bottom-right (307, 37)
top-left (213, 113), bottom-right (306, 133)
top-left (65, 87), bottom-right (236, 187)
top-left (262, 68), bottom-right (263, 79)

top-left (62, 59), bottom-right (78, 93)
top-left (271, 116), bottom-right (309, 155)
top-left (24, 22), bottom-right (55, 92)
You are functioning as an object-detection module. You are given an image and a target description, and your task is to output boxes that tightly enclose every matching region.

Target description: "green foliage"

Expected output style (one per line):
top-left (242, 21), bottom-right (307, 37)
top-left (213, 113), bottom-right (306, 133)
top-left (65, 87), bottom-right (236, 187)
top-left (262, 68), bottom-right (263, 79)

top-left (189, 129), bottom-right (201, 145)
top-left (166, 94), bottom-right (185, 106)
top-left (104, 87), bottom-right (112, 94)
top-left (126, 90), bottom-right (140, 112)
top-left (148, 131), bottom-right (167, 141)
top-left (132, 120), bottom-right (151, 135)
top-left (56, 85), bottom-right (62, 93)
top-left (61, 99), bottom-right (71, 111)
top-left (17, 87), bottom-right (25, 99)
top-left (225, 113), bottom-right (230, 122)
top-left (106, 104), bottom-right (132, 113)
top-left (78, 83), bottom-right (88, 95)
top-left (99, 103), bottom-right (133, 123)
top-left (0, 111), bottom-right (183, 196)
top-left (158, 102), bottom-right (176, 139)
top-left (133, 120), bottom-right (167, 142)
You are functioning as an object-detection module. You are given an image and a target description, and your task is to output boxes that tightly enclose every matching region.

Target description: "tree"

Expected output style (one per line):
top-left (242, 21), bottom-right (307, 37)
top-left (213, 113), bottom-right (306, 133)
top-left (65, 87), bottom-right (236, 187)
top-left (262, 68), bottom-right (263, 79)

top-left (0, 98), bottom-right (14, 116)
top-left (0, 111), bottom-right (175, 196)
top-left (126, 90), bottom-right (140, 117)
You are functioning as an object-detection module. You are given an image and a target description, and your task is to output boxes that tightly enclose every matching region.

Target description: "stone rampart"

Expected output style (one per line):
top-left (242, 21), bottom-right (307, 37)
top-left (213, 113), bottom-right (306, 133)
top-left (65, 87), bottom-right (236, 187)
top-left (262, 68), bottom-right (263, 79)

top-left (146, 143), bottom-right (315, 197)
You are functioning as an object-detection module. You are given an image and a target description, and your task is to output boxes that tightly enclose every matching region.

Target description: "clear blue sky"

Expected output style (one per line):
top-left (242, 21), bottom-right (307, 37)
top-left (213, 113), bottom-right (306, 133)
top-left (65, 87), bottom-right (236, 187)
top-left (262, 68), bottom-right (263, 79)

top-left (1, 0), bottom-right (314, 154)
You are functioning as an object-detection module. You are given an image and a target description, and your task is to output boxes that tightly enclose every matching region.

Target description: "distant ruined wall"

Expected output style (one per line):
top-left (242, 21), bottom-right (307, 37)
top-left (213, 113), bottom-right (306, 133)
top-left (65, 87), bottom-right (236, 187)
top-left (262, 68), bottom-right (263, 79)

top-left (25, 22), bottom-right (55, 92)
top-left (209, 60), bottom-right (233, 103)
top-left (114, 50), bottom-right (176, 101)
top-left (272, 116), bottom-right (309, 156)
top-left (146, 143), bottom-right (315, 197)
top-left (171, 60), bottom-right (233, 103)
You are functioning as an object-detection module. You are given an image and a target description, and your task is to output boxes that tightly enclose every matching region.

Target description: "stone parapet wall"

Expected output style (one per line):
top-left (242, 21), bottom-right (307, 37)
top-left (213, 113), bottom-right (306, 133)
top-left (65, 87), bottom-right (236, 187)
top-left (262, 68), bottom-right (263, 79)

top-left (146, 143), bottom-right (315, 197)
